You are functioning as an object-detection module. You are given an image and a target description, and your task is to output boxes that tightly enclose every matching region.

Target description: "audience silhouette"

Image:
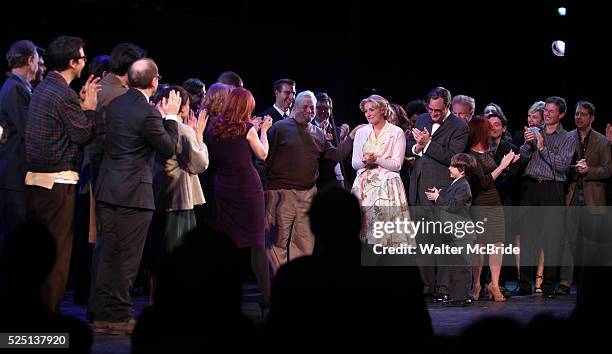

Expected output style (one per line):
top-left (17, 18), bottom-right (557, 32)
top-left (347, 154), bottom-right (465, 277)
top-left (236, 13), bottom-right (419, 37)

top-left (132, 226), bottom-right (258, 353)
top-left (0, 222), bottom-right (92, 352)
top-left (266, 187), bottom-right (434, 350)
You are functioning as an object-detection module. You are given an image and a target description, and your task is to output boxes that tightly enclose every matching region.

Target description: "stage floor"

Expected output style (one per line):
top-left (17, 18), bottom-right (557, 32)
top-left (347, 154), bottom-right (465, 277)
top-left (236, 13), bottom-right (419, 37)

top-left (60, 282), bottom-right (576, 354)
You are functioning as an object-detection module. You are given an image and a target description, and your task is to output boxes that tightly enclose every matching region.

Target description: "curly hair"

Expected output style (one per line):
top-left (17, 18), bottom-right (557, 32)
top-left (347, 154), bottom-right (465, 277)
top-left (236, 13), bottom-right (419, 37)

top-left (359, 94), bottom-right (391, 119)
top-left (210, 87), bottom-right (256, 140)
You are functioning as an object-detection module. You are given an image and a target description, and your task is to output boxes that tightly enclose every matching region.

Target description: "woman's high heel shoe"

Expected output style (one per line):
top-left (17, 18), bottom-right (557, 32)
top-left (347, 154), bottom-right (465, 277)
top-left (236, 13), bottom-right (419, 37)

top-left (534, 275), bottom-right (544, 294)
top-left (471, 284), bottom-right (481, 301)
top-left (488, 284), bottom-right (506, 302)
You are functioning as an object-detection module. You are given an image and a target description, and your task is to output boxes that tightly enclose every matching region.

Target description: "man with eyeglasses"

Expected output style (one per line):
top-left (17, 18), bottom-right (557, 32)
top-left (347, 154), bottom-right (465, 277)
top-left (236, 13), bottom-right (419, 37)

top-left (24, 35), bottom-right (101, 312)
top-left (92, 58), bottom-right (180, 335)
top-left (406, 87), bottom-right (469, 302)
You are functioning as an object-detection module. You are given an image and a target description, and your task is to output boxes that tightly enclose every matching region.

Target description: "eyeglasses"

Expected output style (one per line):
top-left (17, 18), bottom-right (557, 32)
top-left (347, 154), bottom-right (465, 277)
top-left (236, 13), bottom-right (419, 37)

top-left (74, 55), bottom-right (87, 63)
top-left (426, 106), bottom-right (446, 114)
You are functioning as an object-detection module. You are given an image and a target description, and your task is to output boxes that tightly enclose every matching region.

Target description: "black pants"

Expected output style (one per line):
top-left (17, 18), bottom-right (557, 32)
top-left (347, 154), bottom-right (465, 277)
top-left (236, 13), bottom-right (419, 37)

top-left (92, 201), bottom-right (152, 322)
top-left (440, 239), bottom-right (473, 300)
top-left (0, 188), bottom-right (26, 247)
top-left (413, 206), bottom-right (450, 295)
top-left (518, 179), bottom-right (565, 292)
top-left (26, 184), bottom-right (76, 312)
top-left (71, 191), bottom-right (94, 304)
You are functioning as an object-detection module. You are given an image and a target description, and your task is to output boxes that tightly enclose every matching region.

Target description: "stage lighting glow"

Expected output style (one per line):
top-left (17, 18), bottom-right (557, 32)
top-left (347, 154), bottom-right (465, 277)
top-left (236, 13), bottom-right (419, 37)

top-left (558, 7), bottom-right (567, 16)
top-left (552, 40), bottom-right (566, 57)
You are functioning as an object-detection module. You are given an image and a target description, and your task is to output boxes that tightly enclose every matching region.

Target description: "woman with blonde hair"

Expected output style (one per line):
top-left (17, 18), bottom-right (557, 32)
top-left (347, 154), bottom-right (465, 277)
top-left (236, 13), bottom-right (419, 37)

top-left (351, 95), bottom-right (413, 246)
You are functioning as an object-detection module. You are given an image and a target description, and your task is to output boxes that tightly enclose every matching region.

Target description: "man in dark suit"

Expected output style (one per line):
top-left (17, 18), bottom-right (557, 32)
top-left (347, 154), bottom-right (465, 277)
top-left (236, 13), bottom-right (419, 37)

top-left (258, 78), bottom-right (296, 124)
top-left (92, 58), bottom-right (180, 335)
top-left (406, 87), bottom-right (469, 301)
top-left (312, 92), bottom-right (349, 190)
top-left (426, 153), bottom-right (477, 306)
top-left (0, 40), bottom-right (40, 241)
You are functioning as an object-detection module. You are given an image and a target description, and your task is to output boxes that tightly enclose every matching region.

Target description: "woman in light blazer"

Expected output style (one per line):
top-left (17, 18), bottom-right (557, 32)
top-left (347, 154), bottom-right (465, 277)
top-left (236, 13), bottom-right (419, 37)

top-left (152, 86), bottom-right (209, 267)
top-left (352, 95), bottom-right (413, 246)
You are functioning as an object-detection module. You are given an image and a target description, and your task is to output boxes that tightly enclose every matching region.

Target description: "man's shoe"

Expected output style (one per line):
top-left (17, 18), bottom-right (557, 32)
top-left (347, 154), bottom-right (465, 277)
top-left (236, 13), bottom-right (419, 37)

top-left (509, 286), bottom-right (533, 296)
top-left (448, 299), bottom-right (472, 307)
top-left (541, 282), bottom-right (556, 298)
top-left (431, 293), bottom-right (449, 303)
top-left (107, 319), bottom-right (136, 335)
top-left (555, 284), bottom-right (571, 295)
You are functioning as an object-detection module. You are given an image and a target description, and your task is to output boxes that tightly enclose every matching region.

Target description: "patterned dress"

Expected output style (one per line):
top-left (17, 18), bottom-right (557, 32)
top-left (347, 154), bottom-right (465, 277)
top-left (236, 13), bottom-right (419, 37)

top-left (351, 122), bottom-right (414, 246)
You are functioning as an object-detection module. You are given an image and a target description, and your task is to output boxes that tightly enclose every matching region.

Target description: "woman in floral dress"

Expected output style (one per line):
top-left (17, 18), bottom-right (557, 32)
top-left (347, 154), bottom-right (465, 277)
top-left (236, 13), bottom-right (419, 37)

top-left (352, 95), bottom-right (413, 247)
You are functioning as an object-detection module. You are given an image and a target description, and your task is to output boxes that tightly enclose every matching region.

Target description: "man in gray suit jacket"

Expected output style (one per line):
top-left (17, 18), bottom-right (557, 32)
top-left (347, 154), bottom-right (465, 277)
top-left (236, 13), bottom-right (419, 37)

top-left (406, 87), bottom-right (469, 301)
top-left (92, 59), bottom-right (180, 335)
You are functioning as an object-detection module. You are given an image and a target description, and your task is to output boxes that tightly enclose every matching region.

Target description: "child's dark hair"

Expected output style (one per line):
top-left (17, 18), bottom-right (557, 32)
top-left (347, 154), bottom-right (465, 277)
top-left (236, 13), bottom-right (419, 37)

top-left (450, 153), bottom-right (477, 179)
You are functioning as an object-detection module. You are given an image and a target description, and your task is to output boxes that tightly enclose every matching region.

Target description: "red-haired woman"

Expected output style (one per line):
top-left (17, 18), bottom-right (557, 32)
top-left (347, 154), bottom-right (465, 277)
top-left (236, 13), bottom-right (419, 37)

top-left (206, 87), bottom-right (273, 308)
top-left (467, 116), bottom-right (519, 302)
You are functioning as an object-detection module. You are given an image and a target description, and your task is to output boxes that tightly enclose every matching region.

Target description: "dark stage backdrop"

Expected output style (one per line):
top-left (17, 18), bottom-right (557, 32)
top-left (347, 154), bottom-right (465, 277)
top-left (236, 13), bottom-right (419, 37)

top-left (1, 0), bottom-right (607, 134)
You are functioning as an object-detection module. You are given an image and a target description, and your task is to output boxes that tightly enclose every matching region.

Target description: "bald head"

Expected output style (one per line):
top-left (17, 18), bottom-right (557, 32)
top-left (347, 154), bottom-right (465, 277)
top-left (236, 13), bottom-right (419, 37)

top-left (128, 58), bottom-right (158, 89)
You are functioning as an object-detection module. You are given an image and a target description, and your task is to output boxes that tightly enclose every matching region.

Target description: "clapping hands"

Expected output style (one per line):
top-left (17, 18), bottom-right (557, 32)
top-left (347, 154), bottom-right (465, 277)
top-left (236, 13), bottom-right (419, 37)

top-left (79, 75), bottom-right (102, 111)
top-left (161, 90), bottom-right (181, 116)
top-left (362, 152), bottom-right (378, 167)
top-left (425, 187), bottom-right (441, 201)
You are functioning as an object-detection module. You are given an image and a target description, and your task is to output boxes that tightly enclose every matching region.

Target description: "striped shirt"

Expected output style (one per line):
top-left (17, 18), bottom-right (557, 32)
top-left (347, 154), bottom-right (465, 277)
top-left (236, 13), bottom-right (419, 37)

top-left (26, 71), bottom-right (95, 173)
top-left (519, 124), bottom-right (575, 182)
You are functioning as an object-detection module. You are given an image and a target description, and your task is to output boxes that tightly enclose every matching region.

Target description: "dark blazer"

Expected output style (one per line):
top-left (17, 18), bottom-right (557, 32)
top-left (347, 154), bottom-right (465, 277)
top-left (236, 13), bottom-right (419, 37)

top-left (511, 129), bottom-right (525, 149)
top-left (435, 177), bottom-right (472, 217)
top-left (565, 129), bottom-right (611, 214)
top-left (259, 105), bottom-right (285, 124)
top-left (94, 88), bottom-right (178, 210)
top-left (493, 139), bottom-right (521, 205)
top-left (406, 113), bottom-right (469, 206)
top-left (0, 73), bottom-right (32, 191)
top-left (311, 119), bottom-right (343, 189)
top-left (435, 177), bottom-right (474, 242)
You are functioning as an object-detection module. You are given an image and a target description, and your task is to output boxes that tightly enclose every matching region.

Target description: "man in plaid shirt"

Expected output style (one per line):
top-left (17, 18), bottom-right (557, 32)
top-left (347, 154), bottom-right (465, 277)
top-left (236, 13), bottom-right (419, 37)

top-left (25, 35), bottom-right (101, 312)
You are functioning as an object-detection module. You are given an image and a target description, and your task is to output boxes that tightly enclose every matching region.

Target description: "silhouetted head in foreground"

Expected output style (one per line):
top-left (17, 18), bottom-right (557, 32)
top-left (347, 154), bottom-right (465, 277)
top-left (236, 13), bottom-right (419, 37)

top-left (308, 186), bottom-right (362, 258)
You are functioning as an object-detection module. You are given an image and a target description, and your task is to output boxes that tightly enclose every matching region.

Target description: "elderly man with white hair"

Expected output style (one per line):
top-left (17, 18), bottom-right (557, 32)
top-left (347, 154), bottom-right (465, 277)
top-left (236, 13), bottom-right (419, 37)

top-left (264, 90), bottom-right (358, 272)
